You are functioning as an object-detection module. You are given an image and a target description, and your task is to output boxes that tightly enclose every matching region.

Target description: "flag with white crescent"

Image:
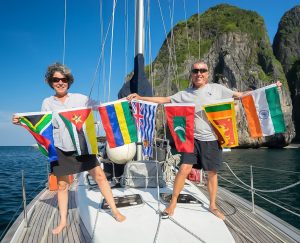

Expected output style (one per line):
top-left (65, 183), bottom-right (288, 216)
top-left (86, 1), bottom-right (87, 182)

top-left (164, 103), bottom-right (195, 152)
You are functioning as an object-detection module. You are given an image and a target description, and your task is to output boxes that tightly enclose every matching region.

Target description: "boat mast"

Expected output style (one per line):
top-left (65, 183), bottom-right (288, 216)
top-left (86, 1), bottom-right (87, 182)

top-left (135, 0), bottom-right (144, 56)
top-left (135, 0), bottom-right (144, 161)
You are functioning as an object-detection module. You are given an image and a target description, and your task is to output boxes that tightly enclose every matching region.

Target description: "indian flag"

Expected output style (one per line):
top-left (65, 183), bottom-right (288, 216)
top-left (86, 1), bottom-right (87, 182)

top-left (241, 84), bottom-right (286, 138)
top-left (99, 100), bottom-right (137, 148)
top-left (59, 107), bottom-right (98, 155)
top-left (17, 111), bottom-right (58, 162)
top-left (203, 99), bottom-right (238, 148)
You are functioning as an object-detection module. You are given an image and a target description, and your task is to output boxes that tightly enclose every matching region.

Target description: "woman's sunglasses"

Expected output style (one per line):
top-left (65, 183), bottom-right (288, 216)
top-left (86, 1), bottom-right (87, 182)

top-left (50, 77), bottom-right (68, 83)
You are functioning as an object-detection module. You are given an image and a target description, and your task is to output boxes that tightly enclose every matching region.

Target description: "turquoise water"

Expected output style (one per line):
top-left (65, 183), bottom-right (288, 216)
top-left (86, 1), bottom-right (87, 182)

top-left (0, 146), bottom-right (299, 239)
top-left (221, 148), bottom-right (300, 230)
top-left (0, 146), bottom-right (48, 239)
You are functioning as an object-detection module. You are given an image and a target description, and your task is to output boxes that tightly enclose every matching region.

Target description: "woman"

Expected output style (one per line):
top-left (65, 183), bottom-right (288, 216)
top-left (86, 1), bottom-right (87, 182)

top-left (13, 63), bottom-right (125, 235)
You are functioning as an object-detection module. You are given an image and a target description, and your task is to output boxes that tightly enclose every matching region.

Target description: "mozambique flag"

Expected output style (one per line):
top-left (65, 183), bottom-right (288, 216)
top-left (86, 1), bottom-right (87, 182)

top-left (99, 100), bottom-right (137, 148)
top-left (203, 98), bottom-right (238, 148)
top-left (241, 84), bottom-right (286, 138)
top-left (17, 112), bottom-right (57, 162)
top-left (59, 107), bottom-right (98, 155)
top-left (164, 103), bottom-right (195, 152)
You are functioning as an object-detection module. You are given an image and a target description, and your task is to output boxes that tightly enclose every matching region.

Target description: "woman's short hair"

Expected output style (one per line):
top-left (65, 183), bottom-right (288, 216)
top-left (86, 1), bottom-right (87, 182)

top-left (45, 62), bottom-right (74, 89)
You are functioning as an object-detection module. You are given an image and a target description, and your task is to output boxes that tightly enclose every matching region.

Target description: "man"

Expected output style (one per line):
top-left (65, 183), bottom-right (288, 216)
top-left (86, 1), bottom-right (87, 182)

top-left (127, 61), bottom-right (279, 220)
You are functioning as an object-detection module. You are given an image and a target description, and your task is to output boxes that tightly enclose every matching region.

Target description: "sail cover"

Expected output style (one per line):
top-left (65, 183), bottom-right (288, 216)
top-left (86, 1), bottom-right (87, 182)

top-left (118, 54), bottom-right (153, 98)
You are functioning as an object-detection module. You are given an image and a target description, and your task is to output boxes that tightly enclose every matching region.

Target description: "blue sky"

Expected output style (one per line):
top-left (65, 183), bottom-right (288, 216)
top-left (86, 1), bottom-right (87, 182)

top-left (0, 0), bottom-right (299, 146)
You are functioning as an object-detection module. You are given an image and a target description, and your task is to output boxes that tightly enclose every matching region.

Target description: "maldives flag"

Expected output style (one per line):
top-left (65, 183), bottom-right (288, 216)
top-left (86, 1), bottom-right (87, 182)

top-left (203, 99), bottom-right (238, 148)
top-left (241, 84), bottom-right (286, 138)
top-left (59, 107), bottom-right (98, 155)
top-left (17, 112), bottom-right (57, 162)
top-left (99, 100), bottom-right (137, 148)
top-left (164, 103), bottom-right (195, 152)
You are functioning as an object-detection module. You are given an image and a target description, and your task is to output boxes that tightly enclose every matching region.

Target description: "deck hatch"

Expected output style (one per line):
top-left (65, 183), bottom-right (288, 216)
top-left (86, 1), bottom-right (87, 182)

top-left (160, 193), bottom-right (203, 205)
top-left (101, 194), bottom-right (144, 209)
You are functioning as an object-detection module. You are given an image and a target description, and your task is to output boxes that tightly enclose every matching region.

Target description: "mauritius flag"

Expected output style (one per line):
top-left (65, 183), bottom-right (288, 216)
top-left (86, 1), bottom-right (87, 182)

top-left (99, 100), bottom-right (137, 148)
top-left (241, 84), bottom-right (286, 138)
top-left (17, 112), bottom-right (57, 162)
top-left (164, 103), bottom-right (195, 152)
top-left (59, 107), bottom-right (98, 155)
top-left (203, 99), bottom-right (238, 148)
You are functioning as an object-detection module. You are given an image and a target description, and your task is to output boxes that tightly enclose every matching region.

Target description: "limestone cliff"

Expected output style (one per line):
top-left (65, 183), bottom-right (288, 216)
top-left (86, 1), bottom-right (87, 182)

top-left (273, 6), bottom-right (300, 142)
top-left (147, 4), bottom-right (295, 147)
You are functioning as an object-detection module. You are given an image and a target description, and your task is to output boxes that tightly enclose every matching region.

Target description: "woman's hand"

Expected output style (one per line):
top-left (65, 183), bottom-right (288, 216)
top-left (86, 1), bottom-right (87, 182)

top-left (127, 93), bottom-right (141, 101)
top-left (12, 114), bottom-right (21, 125)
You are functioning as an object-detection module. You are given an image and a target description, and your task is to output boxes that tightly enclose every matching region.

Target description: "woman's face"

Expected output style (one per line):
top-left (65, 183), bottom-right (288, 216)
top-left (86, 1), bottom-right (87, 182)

top-left (51, 71), bottom-right (69, 96)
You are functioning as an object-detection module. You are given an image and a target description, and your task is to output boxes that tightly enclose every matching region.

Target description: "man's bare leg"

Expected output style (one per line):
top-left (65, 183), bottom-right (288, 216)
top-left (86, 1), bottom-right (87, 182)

top-left (164, 164), bottom-right (193, 216)
top-left (89, 166), bottom-right (126, 222)
top-left (207, 170), bottom-right (225, 220)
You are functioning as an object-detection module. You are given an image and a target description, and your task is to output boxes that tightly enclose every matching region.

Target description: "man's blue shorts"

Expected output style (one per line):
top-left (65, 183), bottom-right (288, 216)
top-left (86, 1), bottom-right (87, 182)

top-left (180, 140), bottom-right (222, 172)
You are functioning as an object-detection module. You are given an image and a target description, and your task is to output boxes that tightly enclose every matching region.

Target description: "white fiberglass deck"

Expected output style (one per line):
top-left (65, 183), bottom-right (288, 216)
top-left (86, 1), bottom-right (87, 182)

top-left (77, 172), bottom-right (234, 243)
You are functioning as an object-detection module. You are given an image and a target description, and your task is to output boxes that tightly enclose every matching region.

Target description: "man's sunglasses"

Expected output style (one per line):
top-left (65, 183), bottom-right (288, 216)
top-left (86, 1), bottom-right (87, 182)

top-left (50, 77), bottom-right (69, 83)
top-left (191, 68), bottom-right (208, 74)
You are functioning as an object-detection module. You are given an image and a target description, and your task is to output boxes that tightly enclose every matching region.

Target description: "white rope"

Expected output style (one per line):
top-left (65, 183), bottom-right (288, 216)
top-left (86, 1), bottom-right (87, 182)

top-left (223, 162), bottom-right (252, 188)
top-left (254, 192), bottom-right (300, 218)
top-left (254, 180), bottom-right (300, 193)
top-left (256, 191), bottom-right (300, 212)
top-left (107, 0), bottom-right (117, 101)
top-left (62, 0), bottom-right (67, 64)
top-left (250, 165), bottom-right (300, 174)
top-left (223, 162), bottom-right (300, 193)
top-left (218, 175), bottom-right (250, 192)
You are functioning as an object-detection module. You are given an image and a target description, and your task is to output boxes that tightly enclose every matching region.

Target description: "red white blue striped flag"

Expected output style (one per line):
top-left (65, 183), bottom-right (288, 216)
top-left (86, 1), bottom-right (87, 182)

top-left (131, 100), bottom-right (158, 158)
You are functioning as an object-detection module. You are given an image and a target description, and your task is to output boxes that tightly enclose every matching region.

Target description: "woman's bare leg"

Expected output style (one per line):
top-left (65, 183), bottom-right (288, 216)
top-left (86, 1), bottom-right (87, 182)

top-left (52, 176), bottom-right (70, 234)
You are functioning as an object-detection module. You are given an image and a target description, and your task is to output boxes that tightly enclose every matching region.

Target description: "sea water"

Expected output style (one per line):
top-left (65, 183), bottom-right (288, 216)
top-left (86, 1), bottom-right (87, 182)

top-left (0, 146), bottom-right (299, 239)
top-left (221, 148), bottom-right (300, 230)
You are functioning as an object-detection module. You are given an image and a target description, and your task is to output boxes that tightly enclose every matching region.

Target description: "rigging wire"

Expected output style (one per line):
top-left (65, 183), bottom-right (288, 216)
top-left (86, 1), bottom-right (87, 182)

top-left (88, 7), bottom-right (114, 100)
top-left (198, 0), bottom-right (201, 59)
top-left (182, 0), bottom-right (190, 58)
top-left (146, 0), bottom-right (154, 94)
top-left (107, 0), bottom-right (117, 101)
top-left (168, 0), bottom-right (179, 89)
top-left (124, 0), bottom-right (128, 84)
top-left (62, 0), bottom-right (67, 65)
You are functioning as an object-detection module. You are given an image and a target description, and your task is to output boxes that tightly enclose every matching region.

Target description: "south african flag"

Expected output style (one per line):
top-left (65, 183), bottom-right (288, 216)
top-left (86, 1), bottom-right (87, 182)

top-left (17, 112), bottom-right (57, 162)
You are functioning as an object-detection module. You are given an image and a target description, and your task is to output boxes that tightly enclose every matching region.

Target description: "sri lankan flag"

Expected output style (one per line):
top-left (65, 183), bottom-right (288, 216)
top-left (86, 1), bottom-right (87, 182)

top-left (203, 98), bottom-right (238, 148)
top-left (17, 112), bottom-right (57, 162)
top-left (164, 103), bottom-right (195, 152)
top-left (99, 100), bottom-right (137, 148)
top-left (58, 107), bottom-right (98, 155)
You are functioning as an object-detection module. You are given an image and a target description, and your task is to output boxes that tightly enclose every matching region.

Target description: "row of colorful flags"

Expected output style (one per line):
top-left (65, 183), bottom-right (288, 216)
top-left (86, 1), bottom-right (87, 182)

top-left (17, 85), bottom-right (286, 162)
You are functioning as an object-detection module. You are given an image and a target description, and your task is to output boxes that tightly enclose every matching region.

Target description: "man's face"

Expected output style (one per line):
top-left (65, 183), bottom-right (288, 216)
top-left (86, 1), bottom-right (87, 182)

top-left (191, 62), bottom-right (209, 88)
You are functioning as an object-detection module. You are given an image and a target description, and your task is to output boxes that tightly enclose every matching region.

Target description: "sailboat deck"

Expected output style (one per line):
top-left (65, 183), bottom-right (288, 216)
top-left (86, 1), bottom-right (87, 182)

top-left (2, 182), bottom-right (299, 243)
top-left (198, 185), bottom-right (299, 243)
top-left (1, 187), bottom-right (91, 243)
